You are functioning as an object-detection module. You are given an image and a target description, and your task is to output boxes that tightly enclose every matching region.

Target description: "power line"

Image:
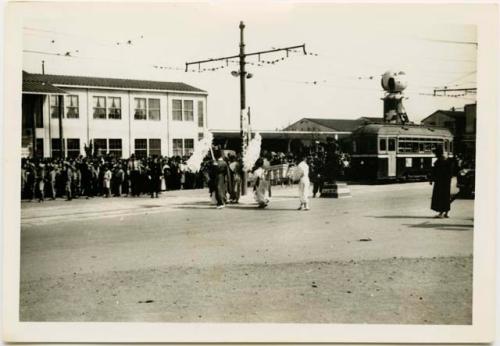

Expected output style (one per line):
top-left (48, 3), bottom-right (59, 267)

top-left (23, 26), bottom-right (145, 48)
top-left (417, 37), bottom-right (478, 46)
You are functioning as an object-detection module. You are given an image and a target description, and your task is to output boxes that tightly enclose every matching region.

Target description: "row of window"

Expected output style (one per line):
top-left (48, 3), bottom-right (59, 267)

top-left (37, 137), bottom-right (198, 158)
top-left (49, 96), bottom-right (204, 126)
top-left (354, 137), bottom-right (451, 154)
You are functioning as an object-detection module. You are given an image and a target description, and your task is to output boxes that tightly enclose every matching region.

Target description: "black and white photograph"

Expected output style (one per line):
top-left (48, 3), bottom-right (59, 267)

top-left (2, 1), bottom-right (498, 343)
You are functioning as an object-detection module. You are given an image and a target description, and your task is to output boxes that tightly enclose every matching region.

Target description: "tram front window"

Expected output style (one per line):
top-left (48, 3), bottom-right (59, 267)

top-left (379, 138), bottom-right (387, 152)
top-left (388, 138), bottom-right (396, 151)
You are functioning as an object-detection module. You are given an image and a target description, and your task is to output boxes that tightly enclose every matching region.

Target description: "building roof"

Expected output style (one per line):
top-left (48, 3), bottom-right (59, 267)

top-left (294, 118), bottom-right (361, 132)
top-left (23, 71), bottom-right (207, 94)
top-left (294, 117), bottom-right (386, 132)
top-left (352, 123), bottom-right (453, 138)
top-left (359, 116), bottom-right (386, 124)
top-left (22, 79), bottom-right (67, 95)
top-left (421, 110), bottom-right (466, 123)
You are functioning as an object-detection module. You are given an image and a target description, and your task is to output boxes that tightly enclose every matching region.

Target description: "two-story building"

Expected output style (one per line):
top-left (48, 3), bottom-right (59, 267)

top-left (22, 71), bottom-right (208, 159)
top-left (421, 105), bottom-right (476, 159)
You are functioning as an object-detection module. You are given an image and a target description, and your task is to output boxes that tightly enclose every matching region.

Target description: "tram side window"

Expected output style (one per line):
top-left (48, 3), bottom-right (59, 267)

top-left (379, 138), bottom-right (387, 152)
top-left (388, 138), bottom-right (396, 151)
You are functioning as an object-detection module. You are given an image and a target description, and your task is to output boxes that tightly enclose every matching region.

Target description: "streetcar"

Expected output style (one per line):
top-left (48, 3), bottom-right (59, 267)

top-left (349, 123), bottom-right (453, 181)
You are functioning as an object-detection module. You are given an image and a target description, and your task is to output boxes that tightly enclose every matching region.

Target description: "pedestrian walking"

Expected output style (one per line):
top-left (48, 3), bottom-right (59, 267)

top-left (48, 164), bottom-right (57, 200)
top-left (103, 165), bottom-right (112, 198)
top-left (128, 154), bottom-right (141, 196)
top-left (64, 162), bottom-right (73, 201)
top-left (36, 163), bottom-right (46, 202)
top-left (150, 157), bottom-right (162, 198)
top-left (253, 158), bottom-right (269, 208)
top-left (114, 164), bottom-right (125, 197)
top-left (228, 154), bottom-right (242, 203)
top-left (297, 155), bottom-right (311, 211)
top-left (311, 154), bottom-right (324, 198)
top-left (212, 150), bottom-right (228, 209)
top-left (430, 147), bottom-right (454, 218)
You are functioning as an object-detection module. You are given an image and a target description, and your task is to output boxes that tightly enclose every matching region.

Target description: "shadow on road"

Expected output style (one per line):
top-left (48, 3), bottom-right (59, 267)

top-left (403, 222), bottom-right (473, 232)
top-left (369, 215), bottom-right (436, 220)
top-left (174, 204), bottom-right (300, 212)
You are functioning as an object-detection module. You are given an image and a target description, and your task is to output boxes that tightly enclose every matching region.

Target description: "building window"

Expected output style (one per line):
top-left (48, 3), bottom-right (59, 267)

top-left (66, 138), bottom-right (80, 158)
top-left (149, 138), bottom-right (161, 157)
top-left (51, 138), bottom-right (63, 157)
top-left (93, 138), bottom-right (107, 156)
top-left (66, 95), bottom-right (79, 119)
top-left (109, 138), bottom-right (122, 158)
top-left (134, 138), bottom-right (147, 158)
top-left (197, 101), bottom-right (204, 127)
top-left (172, 99), bottom-right (182, 121)
top-left (50, 96), bottom-right (60, 118)
top-left (172, 138), bottom-right (183, 157)
top-left (134, 98), bottom-right (147, 120)
top-left (198, 132), bottom-right (204, 141)
top-left (35, 138), bottom-right (44, 158)
top-left (184, 100), bottom-right (194, 121)
top-left (93, 96), bottom-right (106, 119)
top-left (184, 138), bottom-right (194, 156)
top-left (148, 98), bottom-right (161, 121)
top-left (108, 97), bottom-right (122, 119)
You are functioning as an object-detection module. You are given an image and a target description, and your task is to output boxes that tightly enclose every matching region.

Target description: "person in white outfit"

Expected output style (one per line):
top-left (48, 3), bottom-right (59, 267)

top-left (297, 155), bottom-right (310, 211)
top-left (253, 158), bottom-right (270, 208)
top-left (103, 165), bottom-right (112, 198)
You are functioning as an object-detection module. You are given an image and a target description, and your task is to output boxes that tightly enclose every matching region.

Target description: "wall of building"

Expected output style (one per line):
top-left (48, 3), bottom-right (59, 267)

top-left (421, 112), bottom-right (457, 133)
top-left (31, 87), bottom-right (207, 158)
top-left (464, 104), bottom-right (476, 135)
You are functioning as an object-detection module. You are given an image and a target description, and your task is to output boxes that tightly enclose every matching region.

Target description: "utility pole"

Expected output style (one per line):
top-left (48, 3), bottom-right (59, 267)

top-left (42, 60), bottom-right (45, 75)
top-left (186, 21), bottom-right (306, 195)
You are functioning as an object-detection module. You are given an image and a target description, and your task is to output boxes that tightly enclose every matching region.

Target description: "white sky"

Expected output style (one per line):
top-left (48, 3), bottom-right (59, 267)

top-left (21, 2), bottom-right (478, 130)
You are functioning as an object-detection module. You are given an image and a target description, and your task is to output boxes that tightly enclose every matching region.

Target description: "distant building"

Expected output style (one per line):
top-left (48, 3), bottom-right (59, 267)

top-left (22, 71), bottom-right (208, 159)
top-left (284, 117), bottom-right (383, 133)
top-left (421, 105), bottom-right (476, 158)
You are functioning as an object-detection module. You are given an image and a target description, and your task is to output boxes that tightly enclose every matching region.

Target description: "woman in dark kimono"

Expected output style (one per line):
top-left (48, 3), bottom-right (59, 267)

top-left (430, 147), bottom-right (453, 218)
top-left (212, 150), bottom-right (228, 209)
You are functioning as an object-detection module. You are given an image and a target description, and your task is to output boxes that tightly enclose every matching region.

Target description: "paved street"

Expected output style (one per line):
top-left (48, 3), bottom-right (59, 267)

top-left (20, 181), bottom-right (473, 324)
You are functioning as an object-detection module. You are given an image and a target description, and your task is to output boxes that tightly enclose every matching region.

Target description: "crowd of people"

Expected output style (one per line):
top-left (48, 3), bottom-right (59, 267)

top-left (21, 154), bottom-right (210, 202)
top-left (20, 142), bottom-right (350, 212)
top-left (20, 150), bottom-right (306, 203)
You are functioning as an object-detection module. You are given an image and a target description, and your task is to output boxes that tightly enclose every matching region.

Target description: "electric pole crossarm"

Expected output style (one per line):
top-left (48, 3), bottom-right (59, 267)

top-left (185, 44), bottom-right (307, 71)
top-left (433, 87), bottom-right (477, 96)
top-left (433, 88), bottom-right (477, 93)
top-left (185, 55), bottom-right (240, 71)
top-left (242, 44), bottom-right (306, 58)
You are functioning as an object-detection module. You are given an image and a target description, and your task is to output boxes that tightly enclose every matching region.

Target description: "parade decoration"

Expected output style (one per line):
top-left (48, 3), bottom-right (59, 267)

top-left (186, 131), bottom-right (214, 173)
top-left (243, 132), bottom-right (262, 171)
top-left (381, 70), bottom-right (409, 124)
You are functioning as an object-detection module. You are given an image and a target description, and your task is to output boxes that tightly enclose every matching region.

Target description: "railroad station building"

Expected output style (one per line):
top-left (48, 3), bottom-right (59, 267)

top-left (22, 71), bottom-right (208, 159)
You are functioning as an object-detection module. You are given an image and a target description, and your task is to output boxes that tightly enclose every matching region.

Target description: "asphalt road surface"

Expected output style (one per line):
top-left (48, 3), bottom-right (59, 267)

top-left (20, 181), bottom-right (473, 324)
